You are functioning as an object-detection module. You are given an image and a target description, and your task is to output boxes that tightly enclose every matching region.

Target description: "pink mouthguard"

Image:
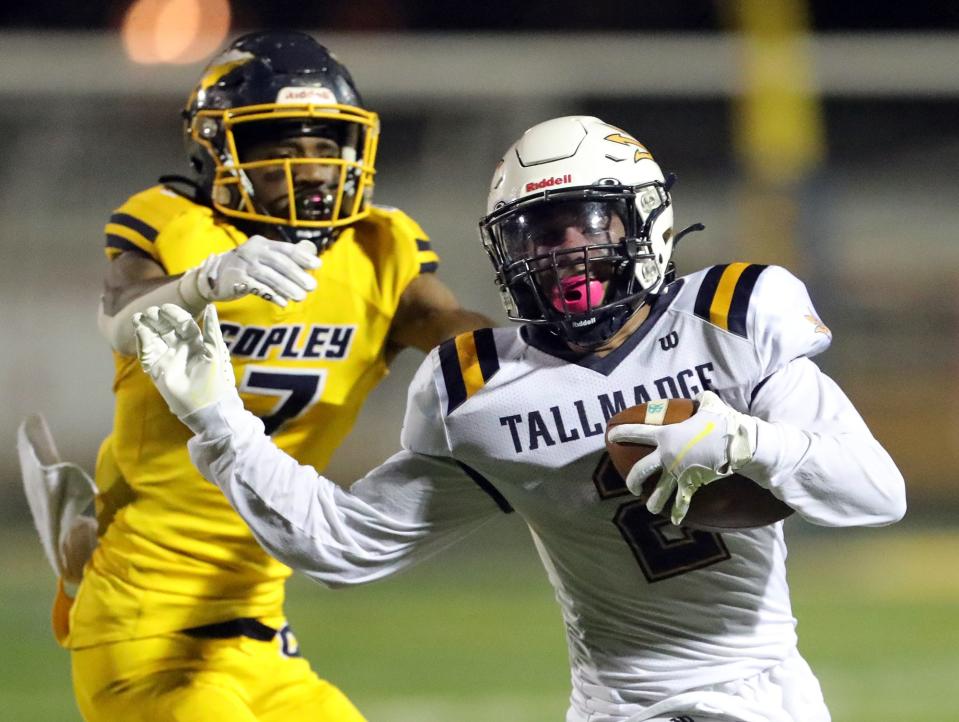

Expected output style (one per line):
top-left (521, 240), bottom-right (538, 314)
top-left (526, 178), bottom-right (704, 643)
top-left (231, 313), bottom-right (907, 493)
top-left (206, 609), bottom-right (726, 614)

top-left (551, 274), bottom-right (604, 314)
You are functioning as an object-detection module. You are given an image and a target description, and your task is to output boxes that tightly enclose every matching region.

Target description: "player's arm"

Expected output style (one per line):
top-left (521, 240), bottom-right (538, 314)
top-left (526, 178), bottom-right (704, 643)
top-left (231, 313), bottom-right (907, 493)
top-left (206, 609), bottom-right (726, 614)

top-left (102, 251), bottom-right (173, 314)
top-left (737, 266), bottom-right (905, 526)
top-left (609, 265), bottom-right (905, 527)
top-left (736, 356), bottom-right (905, 527)
top-left (188, 404), bottom-right (502, 586)
top-left (98, 237), bottom-right (321, 356)
top-left (387, 273), bottom-right (494, 354)
top-left (135, 305), bottom-right (505, 586)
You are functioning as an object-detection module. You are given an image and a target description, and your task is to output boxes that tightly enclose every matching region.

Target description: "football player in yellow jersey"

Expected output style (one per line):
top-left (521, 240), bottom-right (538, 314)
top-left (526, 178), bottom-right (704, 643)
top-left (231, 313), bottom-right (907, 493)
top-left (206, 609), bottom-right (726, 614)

top-left (20, 30), bottom-right (490, 722)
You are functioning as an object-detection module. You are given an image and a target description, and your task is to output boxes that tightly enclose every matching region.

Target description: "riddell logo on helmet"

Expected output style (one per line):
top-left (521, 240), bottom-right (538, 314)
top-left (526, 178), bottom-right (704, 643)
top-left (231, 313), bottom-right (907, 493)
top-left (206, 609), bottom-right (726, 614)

top-left (526, 174), bottom-right (572, 192)
top-left (276, 86), bottom-right (337, 105)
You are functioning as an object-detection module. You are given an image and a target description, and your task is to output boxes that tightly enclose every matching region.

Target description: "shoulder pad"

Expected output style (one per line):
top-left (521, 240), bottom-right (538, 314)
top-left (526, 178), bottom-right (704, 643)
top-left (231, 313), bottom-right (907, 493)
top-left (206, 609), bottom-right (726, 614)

top-left (693, 263), bottom-right (832, 371)
top-left (105, 186), bottom-right (197, 260)
top-left (747, 264), bottom-right (832, 370)
top-left (691, 262), bottom-right (769, 338)
top-left (688, 263), bottom-right (830, 369)
top-left (437, 328), bottom-right (500, 415)
top-left (367, 205), bottom-right (439, 275)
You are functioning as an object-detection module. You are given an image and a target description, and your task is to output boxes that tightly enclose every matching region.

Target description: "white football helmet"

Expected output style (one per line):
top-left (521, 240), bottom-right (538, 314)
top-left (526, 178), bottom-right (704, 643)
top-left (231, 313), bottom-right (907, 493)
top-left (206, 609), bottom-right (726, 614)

top-left (479, 116), bottom-right (678, 348)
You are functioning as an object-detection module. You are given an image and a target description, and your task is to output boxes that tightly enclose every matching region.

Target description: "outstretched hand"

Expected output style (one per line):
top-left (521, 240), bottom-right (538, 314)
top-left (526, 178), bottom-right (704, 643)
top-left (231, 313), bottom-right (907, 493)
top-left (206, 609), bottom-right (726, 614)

top-left (133, 304), bottom-right (236, 419)
top-left (180, 236), bottom-right (320, 309)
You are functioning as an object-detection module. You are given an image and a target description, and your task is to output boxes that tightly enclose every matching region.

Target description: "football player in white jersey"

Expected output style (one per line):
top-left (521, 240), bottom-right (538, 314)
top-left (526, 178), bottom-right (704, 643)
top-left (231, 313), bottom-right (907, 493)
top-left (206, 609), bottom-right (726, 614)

top-left (132, 116), bottom-right (906, 722)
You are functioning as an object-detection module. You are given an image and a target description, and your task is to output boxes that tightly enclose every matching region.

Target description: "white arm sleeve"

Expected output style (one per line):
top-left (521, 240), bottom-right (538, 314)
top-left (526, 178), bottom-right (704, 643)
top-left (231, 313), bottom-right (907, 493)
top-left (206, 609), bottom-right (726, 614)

top-left (98, 269), bottom-right (206, 356)
top-left (184, 358), bottom-right (505, 587)
top-left (741, 357), bottom-right (906, 527)
top-left (731, 265), bottom-right (905, 527)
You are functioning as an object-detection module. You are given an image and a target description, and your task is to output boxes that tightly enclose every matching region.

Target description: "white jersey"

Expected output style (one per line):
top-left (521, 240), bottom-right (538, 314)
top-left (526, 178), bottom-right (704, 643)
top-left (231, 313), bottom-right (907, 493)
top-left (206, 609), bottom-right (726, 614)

top-left (186, 263), bottom-right (905, 722)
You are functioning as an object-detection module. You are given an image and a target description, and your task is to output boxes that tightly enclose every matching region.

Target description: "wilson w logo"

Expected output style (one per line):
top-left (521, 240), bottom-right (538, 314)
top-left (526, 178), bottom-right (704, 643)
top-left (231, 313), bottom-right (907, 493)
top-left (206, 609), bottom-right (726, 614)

top-left (658, 331), bottom-right (679, 350)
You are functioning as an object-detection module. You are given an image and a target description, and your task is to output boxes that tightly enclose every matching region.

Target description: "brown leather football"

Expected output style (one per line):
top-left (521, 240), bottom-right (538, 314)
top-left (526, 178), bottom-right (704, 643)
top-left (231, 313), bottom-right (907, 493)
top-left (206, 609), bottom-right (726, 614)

top-left (604, 399), bottom-right (793, 532)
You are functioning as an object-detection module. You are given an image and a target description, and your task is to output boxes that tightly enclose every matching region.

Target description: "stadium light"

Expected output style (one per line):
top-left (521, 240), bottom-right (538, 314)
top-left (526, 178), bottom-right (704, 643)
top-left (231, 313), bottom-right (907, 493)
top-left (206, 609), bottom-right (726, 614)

top-left (121, 0), bottom-right (230, 64)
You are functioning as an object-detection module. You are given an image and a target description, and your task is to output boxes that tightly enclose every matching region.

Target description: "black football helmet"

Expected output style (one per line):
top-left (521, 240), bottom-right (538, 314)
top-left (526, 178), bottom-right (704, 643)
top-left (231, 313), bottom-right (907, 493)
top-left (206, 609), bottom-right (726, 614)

top-left (183, 31), bottom-right (379, 248)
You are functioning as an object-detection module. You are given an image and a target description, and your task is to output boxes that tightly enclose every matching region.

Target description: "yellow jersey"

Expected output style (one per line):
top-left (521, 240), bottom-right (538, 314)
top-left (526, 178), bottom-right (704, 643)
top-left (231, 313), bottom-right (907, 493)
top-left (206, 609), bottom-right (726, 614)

top-left (68, 185), bottom-right (438, 648)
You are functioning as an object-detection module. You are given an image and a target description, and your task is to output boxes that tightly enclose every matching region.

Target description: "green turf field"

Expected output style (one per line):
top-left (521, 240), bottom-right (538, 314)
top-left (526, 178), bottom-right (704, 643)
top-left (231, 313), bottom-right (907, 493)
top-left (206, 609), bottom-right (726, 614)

top-left (2, 521), bottom-right (956, 721)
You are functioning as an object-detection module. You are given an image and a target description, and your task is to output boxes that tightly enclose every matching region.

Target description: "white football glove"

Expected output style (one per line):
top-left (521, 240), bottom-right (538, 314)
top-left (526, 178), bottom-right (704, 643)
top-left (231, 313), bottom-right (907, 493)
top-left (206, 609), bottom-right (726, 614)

top-left (605, 391), bottom-right (759, 526)
top-left (16, 414), bottom-right (98, 593)
top-left (134, 303), bottom-right (236, 419)
top-left (179, 236), bottom-right (320, 308)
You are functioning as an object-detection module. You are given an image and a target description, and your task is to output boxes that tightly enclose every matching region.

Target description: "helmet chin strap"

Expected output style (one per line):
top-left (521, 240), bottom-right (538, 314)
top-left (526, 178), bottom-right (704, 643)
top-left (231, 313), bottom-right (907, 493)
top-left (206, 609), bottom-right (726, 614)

top-left (244, 183), bottom-right (340, 249)
top-left (260, 221), bottom-right (337, 249)
top-left (288, 226), bottom-right (338, 250)
top-left (558, 303), bottom-right (634, 351)
top-left (551, 254), bottom-right (664, 352)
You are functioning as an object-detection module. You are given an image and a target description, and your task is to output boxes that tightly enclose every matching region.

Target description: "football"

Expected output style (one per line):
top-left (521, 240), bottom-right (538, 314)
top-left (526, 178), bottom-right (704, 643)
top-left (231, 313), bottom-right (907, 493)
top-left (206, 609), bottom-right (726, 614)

top-left (604, 399), bottom-right (793, 532)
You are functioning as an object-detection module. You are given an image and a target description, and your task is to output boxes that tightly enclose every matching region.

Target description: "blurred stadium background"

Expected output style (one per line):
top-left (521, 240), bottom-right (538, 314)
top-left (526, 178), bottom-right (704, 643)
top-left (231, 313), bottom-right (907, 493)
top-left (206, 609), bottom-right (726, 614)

top-left (2, 1), bottom-right (958, 720)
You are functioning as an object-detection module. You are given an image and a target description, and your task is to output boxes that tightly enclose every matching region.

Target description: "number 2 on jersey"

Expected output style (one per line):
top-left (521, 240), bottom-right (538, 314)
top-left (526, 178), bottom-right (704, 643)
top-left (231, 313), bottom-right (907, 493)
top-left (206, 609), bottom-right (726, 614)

top-left (239, 367), bottom-right (327, 435)
top-left (592, 453), bottom-right (730, 582)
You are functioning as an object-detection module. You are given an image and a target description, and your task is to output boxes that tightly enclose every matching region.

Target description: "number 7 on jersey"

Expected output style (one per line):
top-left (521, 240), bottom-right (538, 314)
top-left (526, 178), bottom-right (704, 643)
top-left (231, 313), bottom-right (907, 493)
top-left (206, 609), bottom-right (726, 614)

top-left (239, 367), bottom-right (327, 435)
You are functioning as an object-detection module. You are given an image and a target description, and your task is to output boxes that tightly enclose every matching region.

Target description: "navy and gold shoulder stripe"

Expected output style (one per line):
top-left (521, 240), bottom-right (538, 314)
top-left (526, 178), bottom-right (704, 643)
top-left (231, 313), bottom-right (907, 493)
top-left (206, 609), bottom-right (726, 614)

top-left (438, 328), bottom-right (499, 414)
top-left (416, 238), bottom-right (439, 274)
top-left (693, 263), bottom-right (768, 338)
top-left (106, 212), bottom-right (158, 256)
top-left (104, 186), bottom-right (198, 260)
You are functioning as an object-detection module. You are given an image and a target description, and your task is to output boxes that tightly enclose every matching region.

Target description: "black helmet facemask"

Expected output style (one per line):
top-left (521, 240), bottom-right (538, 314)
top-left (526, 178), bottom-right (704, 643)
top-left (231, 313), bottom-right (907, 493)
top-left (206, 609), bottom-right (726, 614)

top-left (481, 187), bottom-right (665, 350)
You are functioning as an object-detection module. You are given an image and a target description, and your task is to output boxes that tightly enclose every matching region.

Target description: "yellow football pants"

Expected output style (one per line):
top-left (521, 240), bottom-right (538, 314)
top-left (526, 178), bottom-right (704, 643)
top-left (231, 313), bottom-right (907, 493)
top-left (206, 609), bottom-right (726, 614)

top-left (70, 626), bottom-right (366, 722)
